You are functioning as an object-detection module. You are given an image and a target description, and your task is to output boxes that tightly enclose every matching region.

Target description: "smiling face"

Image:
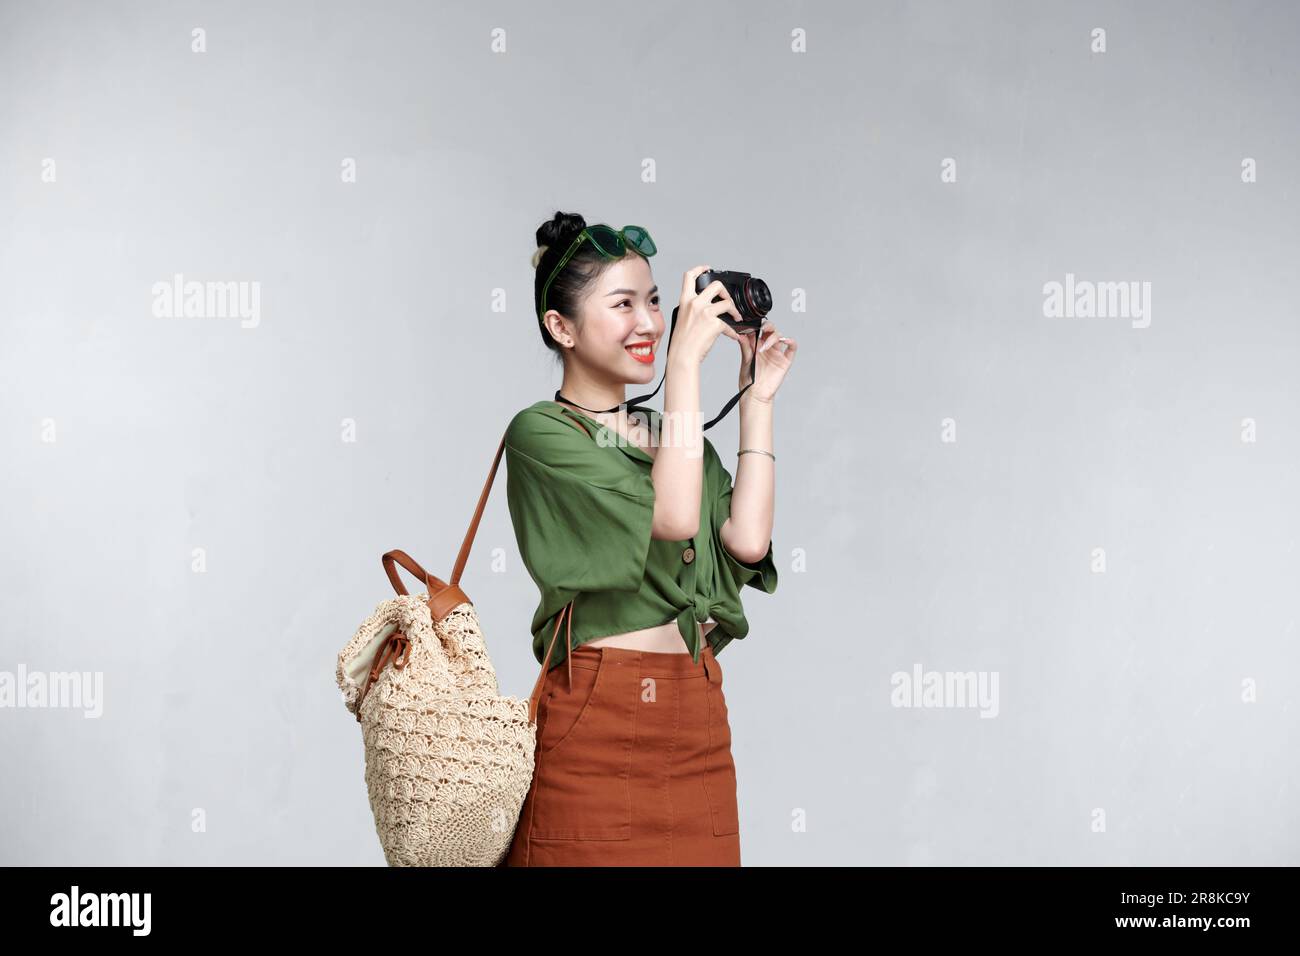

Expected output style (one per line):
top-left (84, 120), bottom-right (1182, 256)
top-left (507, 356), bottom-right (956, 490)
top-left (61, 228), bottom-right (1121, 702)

top-left (545, 254), bottom-right (664, 385)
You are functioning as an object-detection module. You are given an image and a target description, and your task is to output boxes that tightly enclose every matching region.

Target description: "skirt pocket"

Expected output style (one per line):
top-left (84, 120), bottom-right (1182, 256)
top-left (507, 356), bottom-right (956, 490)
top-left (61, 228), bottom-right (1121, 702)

top-left (530, 651), bottom-right (634, 841)
top-left (703, 657), bottom-right (741, 836)
top-left (536, 658), bottom-right (599, 756)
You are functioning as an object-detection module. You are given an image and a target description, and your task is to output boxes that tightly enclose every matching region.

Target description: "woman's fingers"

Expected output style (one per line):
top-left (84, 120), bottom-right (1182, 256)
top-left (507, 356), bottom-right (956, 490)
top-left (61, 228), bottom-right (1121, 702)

top-left (694, 280), bottom-right (729, 317)
top-left (681, 265), bottom-right (712, 304)
top-left (737, 326), bottom-right (755, 355)
top-left (704, 289), bottom-right (742, 324)
top-left (716, 318), bottom-right (744, 342)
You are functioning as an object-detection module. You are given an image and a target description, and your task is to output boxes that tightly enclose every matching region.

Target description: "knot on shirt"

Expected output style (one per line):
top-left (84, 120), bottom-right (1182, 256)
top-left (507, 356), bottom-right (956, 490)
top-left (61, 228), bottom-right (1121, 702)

top-left (693, 597), bottom-right (711, 622)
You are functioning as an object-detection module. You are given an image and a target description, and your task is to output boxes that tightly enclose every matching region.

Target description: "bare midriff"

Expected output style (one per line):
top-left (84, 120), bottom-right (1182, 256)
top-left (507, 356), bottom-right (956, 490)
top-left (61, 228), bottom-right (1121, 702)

top-left (585, 619), bottom-right (717, 654)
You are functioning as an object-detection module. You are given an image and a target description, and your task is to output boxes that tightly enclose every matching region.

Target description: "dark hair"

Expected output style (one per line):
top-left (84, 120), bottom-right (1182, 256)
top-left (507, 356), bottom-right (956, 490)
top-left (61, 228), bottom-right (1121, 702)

top-left (531, 211), bottom-right (639, 360)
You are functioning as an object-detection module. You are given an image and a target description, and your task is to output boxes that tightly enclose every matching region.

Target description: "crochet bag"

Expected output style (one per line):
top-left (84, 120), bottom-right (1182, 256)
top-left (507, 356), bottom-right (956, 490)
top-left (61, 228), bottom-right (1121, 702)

top-left (335, 413), bottom-right (593, 866)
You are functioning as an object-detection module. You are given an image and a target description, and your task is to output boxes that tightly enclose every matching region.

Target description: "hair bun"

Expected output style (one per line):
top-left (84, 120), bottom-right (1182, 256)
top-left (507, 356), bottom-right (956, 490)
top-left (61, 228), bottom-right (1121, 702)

top-left (535, 211), bottom-right (586, 256)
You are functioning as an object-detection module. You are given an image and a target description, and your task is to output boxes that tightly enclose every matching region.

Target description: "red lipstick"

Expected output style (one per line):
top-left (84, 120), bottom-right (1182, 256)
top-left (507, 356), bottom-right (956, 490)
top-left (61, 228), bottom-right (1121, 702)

top-left (625, 340), bottom-right (656, 364)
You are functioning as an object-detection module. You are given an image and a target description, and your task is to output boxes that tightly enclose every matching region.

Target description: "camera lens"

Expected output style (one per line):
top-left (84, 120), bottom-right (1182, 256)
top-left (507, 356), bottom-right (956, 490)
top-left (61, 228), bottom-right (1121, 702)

top-left (744, 277), bottom-right (772, 317)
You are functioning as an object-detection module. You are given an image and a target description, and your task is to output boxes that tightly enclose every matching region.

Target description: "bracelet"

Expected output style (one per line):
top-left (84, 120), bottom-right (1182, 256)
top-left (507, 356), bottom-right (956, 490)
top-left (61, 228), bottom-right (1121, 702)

top-left (738, 448), bottom-right (775, 461)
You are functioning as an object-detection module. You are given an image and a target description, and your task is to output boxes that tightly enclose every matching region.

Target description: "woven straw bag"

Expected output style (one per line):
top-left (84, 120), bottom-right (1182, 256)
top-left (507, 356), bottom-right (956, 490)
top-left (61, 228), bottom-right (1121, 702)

top-left (335, 412), bottom-right (593, 866)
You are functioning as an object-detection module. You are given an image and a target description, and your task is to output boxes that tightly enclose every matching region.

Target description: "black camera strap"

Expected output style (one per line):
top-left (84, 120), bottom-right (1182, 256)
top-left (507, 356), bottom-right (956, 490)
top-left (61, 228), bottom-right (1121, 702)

top-left (553, 305), bottom-right (757, 431)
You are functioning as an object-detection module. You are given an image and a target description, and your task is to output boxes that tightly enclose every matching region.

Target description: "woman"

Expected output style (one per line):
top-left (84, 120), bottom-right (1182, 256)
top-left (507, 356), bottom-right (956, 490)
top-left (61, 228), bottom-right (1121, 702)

top-left (503, 211), bottom-right (798, 866)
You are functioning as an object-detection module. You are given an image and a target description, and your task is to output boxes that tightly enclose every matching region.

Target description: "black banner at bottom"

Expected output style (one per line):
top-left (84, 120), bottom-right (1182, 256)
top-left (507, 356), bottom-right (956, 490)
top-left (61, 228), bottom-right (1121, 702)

top-left (0, 865), bottom-right (1286, 941)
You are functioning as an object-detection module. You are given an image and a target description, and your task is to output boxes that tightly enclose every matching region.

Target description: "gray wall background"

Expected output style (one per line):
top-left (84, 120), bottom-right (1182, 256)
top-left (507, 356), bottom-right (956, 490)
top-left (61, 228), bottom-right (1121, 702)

top-left (2, 0), bottom-right (1297, 865)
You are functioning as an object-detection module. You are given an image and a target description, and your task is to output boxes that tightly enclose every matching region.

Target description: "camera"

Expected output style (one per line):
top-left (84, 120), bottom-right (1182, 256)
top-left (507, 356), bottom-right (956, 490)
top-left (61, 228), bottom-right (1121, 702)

top-left (696, 269), bottom-right (772, 333)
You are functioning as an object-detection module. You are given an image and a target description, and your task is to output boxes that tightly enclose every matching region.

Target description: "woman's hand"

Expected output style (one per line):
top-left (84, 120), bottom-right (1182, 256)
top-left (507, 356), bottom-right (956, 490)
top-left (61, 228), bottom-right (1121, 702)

top-left (667, 264), bottom-right (745, 369)
top-left (736, 319), bottom-right (797, 402)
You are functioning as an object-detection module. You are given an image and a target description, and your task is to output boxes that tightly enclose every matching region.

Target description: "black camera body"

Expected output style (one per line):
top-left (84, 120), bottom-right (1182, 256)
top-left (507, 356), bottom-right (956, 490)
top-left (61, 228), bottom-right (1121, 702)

top-left (696, 269), bottom-right (772, 333)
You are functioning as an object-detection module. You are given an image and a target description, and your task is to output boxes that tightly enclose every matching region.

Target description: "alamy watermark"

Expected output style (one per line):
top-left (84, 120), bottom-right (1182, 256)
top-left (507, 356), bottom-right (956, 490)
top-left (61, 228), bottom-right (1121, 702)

top-left (585, 407), bottom-right (708, 459)
top-left (49, 886), bottom-right (150, 935)
top-left (0, 665), bottom-right (103, 718)
top-left (891, 663), bottom-right (999, 718)
top-left (1043, 272), bottom-right (1151, 328)
top-left (151, 273), bottom-right (261, 328)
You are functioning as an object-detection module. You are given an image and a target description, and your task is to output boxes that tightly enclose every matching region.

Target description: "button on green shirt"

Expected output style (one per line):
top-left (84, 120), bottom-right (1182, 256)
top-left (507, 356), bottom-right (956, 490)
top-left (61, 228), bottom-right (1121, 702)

top-left (504, 400), bottom-right (778, 669)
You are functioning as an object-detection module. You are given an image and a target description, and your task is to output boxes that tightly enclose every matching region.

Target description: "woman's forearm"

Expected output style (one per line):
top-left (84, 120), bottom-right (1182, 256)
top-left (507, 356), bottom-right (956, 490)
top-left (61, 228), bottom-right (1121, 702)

top-left (650, 356), bottom-right (705, 540)
top-left (722, 392), bottom-right (775, 561)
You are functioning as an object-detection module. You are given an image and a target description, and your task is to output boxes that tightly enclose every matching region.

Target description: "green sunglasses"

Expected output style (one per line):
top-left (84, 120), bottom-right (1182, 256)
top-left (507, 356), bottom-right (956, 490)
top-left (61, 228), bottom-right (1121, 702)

top-left (538, 224), bottom-right (657, 323)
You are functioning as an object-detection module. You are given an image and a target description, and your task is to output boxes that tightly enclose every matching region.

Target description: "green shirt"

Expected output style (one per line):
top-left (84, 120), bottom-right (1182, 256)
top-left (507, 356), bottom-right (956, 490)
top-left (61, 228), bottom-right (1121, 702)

top-left (504, 400), bottom-right (778, 669)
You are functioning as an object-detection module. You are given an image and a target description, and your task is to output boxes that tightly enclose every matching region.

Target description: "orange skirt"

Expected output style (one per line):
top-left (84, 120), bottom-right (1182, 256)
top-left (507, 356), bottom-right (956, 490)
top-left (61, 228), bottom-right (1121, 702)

top-left (505, 642), bottom-right (741, 866)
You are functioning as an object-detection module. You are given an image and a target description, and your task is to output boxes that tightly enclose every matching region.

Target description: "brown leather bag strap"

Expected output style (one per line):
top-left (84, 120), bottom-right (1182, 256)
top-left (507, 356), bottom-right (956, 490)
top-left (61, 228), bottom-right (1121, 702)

top-left (381, 548), bottom-right (471, 621)
top-left (449, 408), bottom-right (594, 587)
top-left (382, 549), bottom-right (441, 596)
top-left (449, 436), bottom-right (507, 588)
top-left (354, 627), bottom-right (412, 723)
top-left (528, 597), bottom-right (575, 725)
